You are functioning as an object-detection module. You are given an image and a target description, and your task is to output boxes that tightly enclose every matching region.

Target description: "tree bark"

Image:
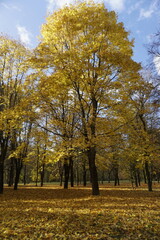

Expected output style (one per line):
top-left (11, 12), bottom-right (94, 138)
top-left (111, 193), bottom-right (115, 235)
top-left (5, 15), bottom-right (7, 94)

top-left (36, 156), bottom-right (39, 187)
top-left (23, 165), bottom-right (27, 185)
top-left (58, 160), bottom-right (63, 186)
top-left (69, 157), bottom-right (74, 187)
top-left (8, 158), bottom-right (14, 187)
top-left (137, 169), bottom-right (141, 186)
top-left (76, 160), bottom-right (80, 186)
top-left (60, 172), bottom-right (63, 186)
top-left (83, 163), bottom-right (87, 186)
top-left (0, 161), bottom-right (4, 194)
top-left (40, 163), bottom-right (45, 187)
top-left (14, 159), bottom-right (23, 190)
top-left (134, 171), bottom-right (138, 187)
top-left (101, 171), bottom-right (104, 184)
top-left (64, 161), bottom-right (70, 189)
top-left (143, 169), bottom-right (147, 183)
top-left (145, 161), bottom-right (152, 191)
top-left (108, 170), bottom-right (111, 183)
top-left (0, 136), bottom-right (9, 194)
top-left (87, 147), bottom-right (99, 195)
top-left (114, 167), bottom-right (120, 186)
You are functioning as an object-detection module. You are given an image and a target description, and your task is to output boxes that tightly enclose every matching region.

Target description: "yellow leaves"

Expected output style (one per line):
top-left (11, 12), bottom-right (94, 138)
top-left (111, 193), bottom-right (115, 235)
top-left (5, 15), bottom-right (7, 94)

top-left (0, 35), bottom-right (33, 141)
top-left (1, 185), bottom-right (160, 239)
top-left (40, 0), bottom-right (135, 67)
top-left (9, 142), bottom-right (26, 159)
top-left (0, 109), bottom-right (22, 131)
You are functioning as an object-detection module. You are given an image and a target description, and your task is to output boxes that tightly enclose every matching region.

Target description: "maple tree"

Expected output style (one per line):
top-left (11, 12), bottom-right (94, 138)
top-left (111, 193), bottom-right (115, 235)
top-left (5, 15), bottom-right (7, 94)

top-left (120, 72), bottom-right (160, 191)
top-left (32, 0), bottom-right (141, 195)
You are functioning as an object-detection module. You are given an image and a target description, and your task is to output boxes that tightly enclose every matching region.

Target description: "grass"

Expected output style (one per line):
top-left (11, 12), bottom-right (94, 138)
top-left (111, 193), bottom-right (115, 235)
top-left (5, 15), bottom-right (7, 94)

top-left (0, 183), bottom-right (160, 239)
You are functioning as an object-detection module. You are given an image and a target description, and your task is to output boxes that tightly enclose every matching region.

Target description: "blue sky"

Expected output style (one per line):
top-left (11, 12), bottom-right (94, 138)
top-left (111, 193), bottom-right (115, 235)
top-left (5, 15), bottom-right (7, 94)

top-left (0, 0), bottom-right (159, 66)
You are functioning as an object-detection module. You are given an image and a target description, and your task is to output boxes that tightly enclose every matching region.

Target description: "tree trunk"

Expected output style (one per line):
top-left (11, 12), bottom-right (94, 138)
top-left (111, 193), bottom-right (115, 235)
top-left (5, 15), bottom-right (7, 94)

top-left (64, 162), bottom-right (70, 189)
top-left (8, 158), bottom-right (14, 187)
top-left (76, 161), bottom-right (80, 186)
top-left (36, 157), bottom-right (39, 187)
top-left (134, 171), bottom-right (138, 187)
top-left (23, 165), bottom-right (27, 185)
top-left (0, 135), bottom-right (9, 194)
top-left (60, 172), bottom-right (63, 186)
top-left (87, 147), bottom-right (99, 195)
top-left (14, 159), bottom-right (23, 190)
top-left (83, 163), bottom-right (87, 186)
top-left (0, 161), bottom-right (4, 194)
top-left (101, 171), bottom-right (104, 184)
top-left (137, 169), bottom-right (141, 186)
top-left (58, 160), bottom-right (63, 186)
top-left (69, 157), bottom-right (74, 187)
top-left (114, 167), bottom-right (120, 186)
top-left (157, 173), bottom-right (160, 183)
top-left (40, 163), bottom-right (45, 187)
top-left (108, 170), bottom-right (111, 183)
top-left (143, 169), bottom-right (147, 183)
top-left (145, 161), bottom-right (152, 191)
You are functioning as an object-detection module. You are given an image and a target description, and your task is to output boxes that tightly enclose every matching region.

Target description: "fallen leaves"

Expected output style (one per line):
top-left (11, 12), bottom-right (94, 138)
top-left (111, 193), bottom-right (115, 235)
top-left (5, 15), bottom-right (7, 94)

top-left (0, 184), bottom-right (160, 239)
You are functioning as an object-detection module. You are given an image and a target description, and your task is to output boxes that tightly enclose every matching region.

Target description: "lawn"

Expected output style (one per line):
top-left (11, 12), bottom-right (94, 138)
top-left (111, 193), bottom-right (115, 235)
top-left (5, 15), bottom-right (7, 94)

top-left (0, 183), bottom-right (160, 239)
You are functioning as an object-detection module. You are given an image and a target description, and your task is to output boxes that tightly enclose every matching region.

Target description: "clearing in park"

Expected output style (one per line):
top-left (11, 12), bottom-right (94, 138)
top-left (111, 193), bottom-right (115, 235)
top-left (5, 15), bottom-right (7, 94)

top-left (0, 183), bottom-right (160, 239)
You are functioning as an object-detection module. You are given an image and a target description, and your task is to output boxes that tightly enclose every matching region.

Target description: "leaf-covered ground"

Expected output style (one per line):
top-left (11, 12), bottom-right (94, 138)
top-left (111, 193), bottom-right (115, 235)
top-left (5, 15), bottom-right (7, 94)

top-left (0, 183), bottom-right (160, 239)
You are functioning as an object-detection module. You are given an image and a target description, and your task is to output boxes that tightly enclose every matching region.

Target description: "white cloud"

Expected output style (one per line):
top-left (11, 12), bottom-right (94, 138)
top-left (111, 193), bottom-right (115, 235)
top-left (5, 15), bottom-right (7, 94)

top-left (146, 34), bottom-right (154, 43)
top-left (154, 56), bottom-right (160, 75)
top-left (1, 3), bottom-right (10, 9)
top-left (46, 0), bottom-right (74, 13)
top-left (139, 0), bottom-right (158, 20)
top-left (128, 1), bottom-right (143, 14)
top-left (46, 0), bottom-right (125, 13)
top-left (1, 2), bottom-right (21, 11)
top-left (12, 5), bottom-right (21, 12)
top-left (16, 25), bottom-right (32, 46)
top-left (104, 0), bottom-right (126, 12)
top-left (139, 8), bottom-right (154, 19)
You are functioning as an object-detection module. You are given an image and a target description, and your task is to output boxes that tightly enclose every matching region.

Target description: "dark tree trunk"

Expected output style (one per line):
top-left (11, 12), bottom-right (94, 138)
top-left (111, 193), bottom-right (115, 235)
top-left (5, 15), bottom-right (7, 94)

top-left (64, 162), bottom-right (70, 189)
top-left (8, 158), bottom-right (14, 187)
top-left (83, 163), bottom-right (87, 187)
top-left (36, 157), bottom-right (39, 187)
top-left (40, 163), bottom-right (45, 187)
top-left (0, 161), bottom-right (4, 194)
top-left (0, 134), bottom-right (9, 194)
top-left (23, 165), bottom-right (27, 185)
top-left (101, 171), bottom-right (104, 184)
top-left (14, 159), bottom-right (23, 190)
top-left (145, 161), bottom-right (152, 191)
top-left (58, 160), bottom-right (63, 186)
top-left (76, 161), bottom-right (80, 186)
top-left (157, 173), bottom-right (160, 183)
top-left (87, 147), bottom-right (99, 195)
top-left (143, 169), bottom-right (147, 183)
top-left (108, 170), bottom-right (111, 183)
top-left (14, 169), bottom-right (20, 190)
top-left (60, 172), bottom-right (63, 186)
top-left (134, 171), bottom-right (138, 187)
top-left (114, 167), bottom-right (120, 186)
top-left (69, 157), bottom-right (74, 187)
top-left (137, 169), bottom-right (141, 186)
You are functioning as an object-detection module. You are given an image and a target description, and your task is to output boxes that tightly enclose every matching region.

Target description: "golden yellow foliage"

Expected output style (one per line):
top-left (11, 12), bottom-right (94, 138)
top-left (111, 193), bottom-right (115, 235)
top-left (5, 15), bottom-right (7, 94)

top-left (0, 184), bottom-right (160, 239)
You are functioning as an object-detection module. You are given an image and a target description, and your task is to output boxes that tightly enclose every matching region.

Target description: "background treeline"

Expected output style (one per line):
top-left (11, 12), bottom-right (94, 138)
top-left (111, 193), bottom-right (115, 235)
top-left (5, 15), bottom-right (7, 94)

top-left (0, 1), bottom-right (159, 195)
